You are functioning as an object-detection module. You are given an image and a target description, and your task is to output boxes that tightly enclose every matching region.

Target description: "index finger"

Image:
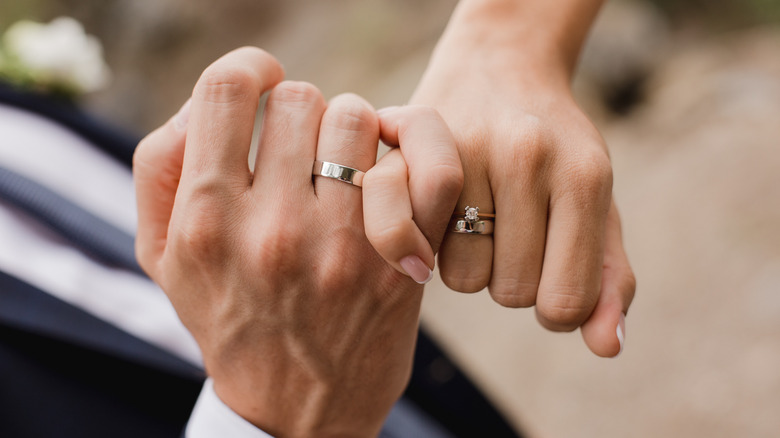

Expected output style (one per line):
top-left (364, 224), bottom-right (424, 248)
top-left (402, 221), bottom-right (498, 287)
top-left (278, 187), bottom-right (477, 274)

top-left (181, 47), bottom-right (284, 193)
top-left (378, 106), bottom-right (463, 252)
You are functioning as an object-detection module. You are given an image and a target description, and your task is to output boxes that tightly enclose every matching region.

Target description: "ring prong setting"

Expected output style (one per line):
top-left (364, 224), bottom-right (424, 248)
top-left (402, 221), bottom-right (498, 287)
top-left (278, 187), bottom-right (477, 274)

top-left (465, 206), bottom-right (479, 222)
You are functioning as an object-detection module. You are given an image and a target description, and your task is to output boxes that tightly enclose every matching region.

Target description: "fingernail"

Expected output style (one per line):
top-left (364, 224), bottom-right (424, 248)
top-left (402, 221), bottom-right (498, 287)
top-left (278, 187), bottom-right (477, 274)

top-left (377, 106), bottom-right (400, 116)
top-left (400, 255), bottom-right (433, 284)
top-left (616, 312), bottom-right (626, 356)
top-left (173, 99), bottom-right (192, 131)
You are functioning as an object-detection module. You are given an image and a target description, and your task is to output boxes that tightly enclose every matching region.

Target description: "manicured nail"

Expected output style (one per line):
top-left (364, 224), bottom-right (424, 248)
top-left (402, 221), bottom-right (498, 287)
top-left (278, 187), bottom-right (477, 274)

top-left (173, 99), bottom-right (192, 131)
top-left (400, 255), bottom-right (433, 284)
top-left (616, 312), bottom-right (626, 356)
top-left (377, 106), bottom-right (400, 116)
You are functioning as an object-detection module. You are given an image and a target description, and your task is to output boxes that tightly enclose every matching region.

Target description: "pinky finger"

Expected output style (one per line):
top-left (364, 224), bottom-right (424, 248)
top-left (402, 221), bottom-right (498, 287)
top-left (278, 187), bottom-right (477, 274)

top-left (133, 99), bottom-right (190, 279)
top-left (580, 200), bottom-right (637, 357)
top-left (363, 149), bottom-right (435, 284)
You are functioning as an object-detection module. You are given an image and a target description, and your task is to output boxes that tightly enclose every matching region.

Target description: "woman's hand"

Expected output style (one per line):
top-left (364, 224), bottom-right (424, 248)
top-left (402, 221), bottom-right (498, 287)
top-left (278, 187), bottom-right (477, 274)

top-left (408, 0), bottom-right (636, 358)
top-left (133, 47), bottom-right (461, 437)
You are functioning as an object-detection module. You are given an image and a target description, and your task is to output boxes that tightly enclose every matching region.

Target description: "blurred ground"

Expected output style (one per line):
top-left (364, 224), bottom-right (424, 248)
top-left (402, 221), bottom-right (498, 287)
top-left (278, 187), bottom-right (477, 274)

top-left (2, 0), bottom-right (779, 436)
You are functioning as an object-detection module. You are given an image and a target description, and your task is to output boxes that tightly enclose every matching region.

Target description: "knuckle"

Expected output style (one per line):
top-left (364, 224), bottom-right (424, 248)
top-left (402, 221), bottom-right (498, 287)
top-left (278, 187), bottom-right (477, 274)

top-left (317, 259), bottom-right (360, 299)
top-left (187, 176), bottom-right (243, 203)
top-left (270, 81), bottom-right (323, 109)
top-left (566, 151), bottom-right (613, 197)
top-left (168, 193), bottom-right (240, 261)
top-left (362, 172), bottom-right (398, 200)
top-left (505, 120), bottom-right (553, 176)
top-left (440, 264), bottom-right (490, 294)
top-left (196, 63), bottom-right (259, 104)
top-left (537, 287), bottom-right (597, 330)
top-left (488, 279), bottom-right (538, 308)
top-left (366, 220), bottom-right (416, 254)
top-left (427, 163), bottom-right (464, 200)
top-left (324, 94), bottom-right (378, 133)
top-left (232, 46), bottom-right (276, 66)
top-left (514, 143), bottom-right (550, 176)
top-left (315, 229), bottom-right (366, 296)
top-left (491, 293), bottom-right (535, 309)
top-left (253, 224), bottom-right (305, 276)
top-left (171, 216), bottom-right (229, 263)
top-left (132, 131), bottom-right (178, 178)
top-left (365, 160), bottom-right (404, 186)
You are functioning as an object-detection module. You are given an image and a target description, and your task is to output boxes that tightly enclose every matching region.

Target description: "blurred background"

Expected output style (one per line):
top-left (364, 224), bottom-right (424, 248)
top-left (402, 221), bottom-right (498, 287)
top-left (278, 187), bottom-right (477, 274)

top-left (2, 0), bottom-right (779, 436)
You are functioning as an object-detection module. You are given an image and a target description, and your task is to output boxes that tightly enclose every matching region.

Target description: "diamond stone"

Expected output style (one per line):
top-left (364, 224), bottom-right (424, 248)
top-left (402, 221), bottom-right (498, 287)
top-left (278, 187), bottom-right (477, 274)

top-left (465, 206), bottom-right (479, 222)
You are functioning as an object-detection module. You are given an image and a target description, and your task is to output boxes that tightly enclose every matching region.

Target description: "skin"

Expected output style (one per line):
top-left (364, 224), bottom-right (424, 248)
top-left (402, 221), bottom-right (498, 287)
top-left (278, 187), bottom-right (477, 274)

top-left (133, 48), bottom-right (462, 437)
top-left (132, 0), bottom-right (637, 432)
top-left (408, 0), bottom-right (636, 357)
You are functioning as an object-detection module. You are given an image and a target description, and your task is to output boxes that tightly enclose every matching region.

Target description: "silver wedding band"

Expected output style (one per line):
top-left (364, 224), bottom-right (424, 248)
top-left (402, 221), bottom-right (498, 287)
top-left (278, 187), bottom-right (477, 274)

top-left (312, 160), bottom-right (365, 187)
top-left (449, 218), bottom-right (494, 235)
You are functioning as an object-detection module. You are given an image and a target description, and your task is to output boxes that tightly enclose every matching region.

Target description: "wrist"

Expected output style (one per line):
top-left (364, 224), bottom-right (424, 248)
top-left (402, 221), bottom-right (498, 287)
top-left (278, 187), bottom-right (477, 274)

top-left (419, 35), bottom-right (576, 104)
top-left (438, 0), bottom-right (604, 82)
top-left (214, 379), bottom-right (383, 438)
top-left (208, 334), bottom-right (414, 438)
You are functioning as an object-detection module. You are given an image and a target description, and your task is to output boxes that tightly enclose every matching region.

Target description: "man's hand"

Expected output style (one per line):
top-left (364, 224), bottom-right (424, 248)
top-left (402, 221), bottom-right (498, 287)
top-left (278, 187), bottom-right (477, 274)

top-left (409, 0), bottom-right (635, 357)
top-left (134, 47), bottom-right (462, 437)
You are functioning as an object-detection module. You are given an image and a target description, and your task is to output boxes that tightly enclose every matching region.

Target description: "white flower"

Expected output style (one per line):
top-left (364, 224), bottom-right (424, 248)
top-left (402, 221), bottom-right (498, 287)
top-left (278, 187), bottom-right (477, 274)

top-left (2, 17), bottom-right (111, 94)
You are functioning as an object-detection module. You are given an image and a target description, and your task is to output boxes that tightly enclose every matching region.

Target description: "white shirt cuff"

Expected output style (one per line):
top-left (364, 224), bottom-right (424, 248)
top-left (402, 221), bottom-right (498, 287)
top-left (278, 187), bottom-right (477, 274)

top-left (186, 378), bottom-right (275, 438)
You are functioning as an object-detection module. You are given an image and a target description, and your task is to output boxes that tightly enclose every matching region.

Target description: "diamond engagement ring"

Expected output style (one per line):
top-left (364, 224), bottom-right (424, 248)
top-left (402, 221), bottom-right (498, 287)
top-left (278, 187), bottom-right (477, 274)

top-left (453, 206), bottom-right (495, 222)
top-left (449, 206), bottom-right (495, 235)
top-left (312, 160), bottom-right (365, 187)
